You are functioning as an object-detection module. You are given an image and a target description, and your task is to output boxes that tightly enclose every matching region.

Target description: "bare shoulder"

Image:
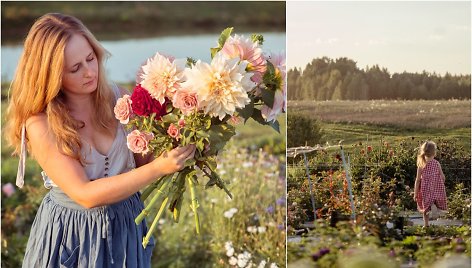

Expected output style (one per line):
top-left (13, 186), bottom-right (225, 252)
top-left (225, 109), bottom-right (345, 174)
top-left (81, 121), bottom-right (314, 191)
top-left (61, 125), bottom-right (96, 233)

top-left (25, 113), bottom-right (50, 140)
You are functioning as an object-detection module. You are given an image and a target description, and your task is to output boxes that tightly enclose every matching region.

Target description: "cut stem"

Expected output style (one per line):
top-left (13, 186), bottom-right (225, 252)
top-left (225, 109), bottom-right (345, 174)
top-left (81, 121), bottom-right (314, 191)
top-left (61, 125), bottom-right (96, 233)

top-left (188, 175), bottom-right (200, 234)
top-left (135, 176), bottom-right (172, 225)
top-left (142, 196), bottom-right (169, 248)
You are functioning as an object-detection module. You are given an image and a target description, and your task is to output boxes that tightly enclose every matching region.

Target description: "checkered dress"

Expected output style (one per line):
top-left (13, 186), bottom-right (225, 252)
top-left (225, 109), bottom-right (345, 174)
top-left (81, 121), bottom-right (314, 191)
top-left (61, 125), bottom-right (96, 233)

top-left (417, 159), bottom-right (448, 213)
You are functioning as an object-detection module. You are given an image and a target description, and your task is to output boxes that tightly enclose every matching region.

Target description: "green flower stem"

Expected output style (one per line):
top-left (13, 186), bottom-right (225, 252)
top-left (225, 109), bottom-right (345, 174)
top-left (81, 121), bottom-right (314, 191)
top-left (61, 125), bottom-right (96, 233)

top-left (187, 175), bottom-right (200, 234)
top-left (135, 176), bottom-right (172, 225)
top-left (202, 162), bottom-right (233, 199)
top-left (140, 174), bottom-right (171, 202)
top-left (142, 196), bottom-right (169, 248)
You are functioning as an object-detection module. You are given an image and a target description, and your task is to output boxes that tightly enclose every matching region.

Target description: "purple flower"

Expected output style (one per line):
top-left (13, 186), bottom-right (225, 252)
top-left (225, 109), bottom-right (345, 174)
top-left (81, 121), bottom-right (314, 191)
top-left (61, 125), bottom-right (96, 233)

top-left (276, 197), bottom-right (286, 206)
top-left (266, 205), bottom-right (275, 214)
top-left (277, 224), bottom-right (285, 230)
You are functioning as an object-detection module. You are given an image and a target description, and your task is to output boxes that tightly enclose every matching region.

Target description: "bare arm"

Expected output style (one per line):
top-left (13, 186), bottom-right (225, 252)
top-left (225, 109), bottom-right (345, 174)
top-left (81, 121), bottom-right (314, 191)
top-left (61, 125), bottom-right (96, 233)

top-left (26, 114), bottom-right (194, 209)
top-left (414, 166), bottom-right (422, 201)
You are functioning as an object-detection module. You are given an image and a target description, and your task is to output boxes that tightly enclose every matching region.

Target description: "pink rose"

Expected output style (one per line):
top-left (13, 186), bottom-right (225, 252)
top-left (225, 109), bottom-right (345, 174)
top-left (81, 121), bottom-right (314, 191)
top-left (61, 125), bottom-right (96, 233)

top-left (172, 88), bottom-right (198, 115)
top-left (114, 95), bottom-right (133, 124)
top-left (178, 118), bottom-right (186, 128)
top-left (2, 183), bottom-right (15, 197)
top-left (167, 123), bottom-right (181, 140)
top-left (126, 130), bottom-right (154, 154)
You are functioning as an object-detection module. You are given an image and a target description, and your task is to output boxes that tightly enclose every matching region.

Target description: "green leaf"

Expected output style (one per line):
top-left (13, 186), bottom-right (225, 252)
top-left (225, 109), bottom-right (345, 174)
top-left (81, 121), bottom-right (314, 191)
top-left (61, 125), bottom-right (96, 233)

top-left (210, 27), bottom-right (234, 59)
top-left (196, 130), bottom-right (210, 139)
top-left (206, 124), bottom-right (236, 155)
top-left (261, 87), bottom-right (276, 108)
top-left (218, 27), bottom-right (233, 47)
top-left (236, 101), bottom-right (254, 121)
top-left (210, 48), bottom-right (219, 59)
top-left (251, 34), bottom-right (264, 45)
top-left (186, 57), bottom-right (197, 67)
top-left (196, 139), bottom-right (205, 152)
top-left (269, 120), bottom-right (280, 133)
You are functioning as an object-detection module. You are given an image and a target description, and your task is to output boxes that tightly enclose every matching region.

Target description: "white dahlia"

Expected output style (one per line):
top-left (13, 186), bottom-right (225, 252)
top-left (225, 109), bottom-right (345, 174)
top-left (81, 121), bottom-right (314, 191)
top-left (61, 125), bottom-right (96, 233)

top-left (140, 52), bottom-right (186, 104)
top-left (184, 52), bottom-right (255, 120)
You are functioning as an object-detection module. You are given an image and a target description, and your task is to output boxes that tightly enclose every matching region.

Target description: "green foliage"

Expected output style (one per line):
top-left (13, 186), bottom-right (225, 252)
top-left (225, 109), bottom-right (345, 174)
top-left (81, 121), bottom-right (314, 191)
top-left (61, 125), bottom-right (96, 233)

top-left (447, 183), bottom-right (471, 222)
top-left (210, 27), bottom-right (233, 58)
top-left (288, 57), bottom-right (471, 101)
top-left (287, 113), bottom-right (323, 148)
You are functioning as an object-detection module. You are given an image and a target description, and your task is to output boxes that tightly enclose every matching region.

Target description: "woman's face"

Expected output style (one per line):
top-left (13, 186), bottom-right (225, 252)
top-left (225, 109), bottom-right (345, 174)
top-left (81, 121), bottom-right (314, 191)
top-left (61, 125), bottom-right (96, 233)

top-left (62, 34), bottom-right (99, 95)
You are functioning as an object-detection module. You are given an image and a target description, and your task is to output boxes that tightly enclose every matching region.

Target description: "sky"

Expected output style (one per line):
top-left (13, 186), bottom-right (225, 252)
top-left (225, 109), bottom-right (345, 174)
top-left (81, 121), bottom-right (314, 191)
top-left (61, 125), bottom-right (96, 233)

top-left (287, 1), bottom-right (471, 75)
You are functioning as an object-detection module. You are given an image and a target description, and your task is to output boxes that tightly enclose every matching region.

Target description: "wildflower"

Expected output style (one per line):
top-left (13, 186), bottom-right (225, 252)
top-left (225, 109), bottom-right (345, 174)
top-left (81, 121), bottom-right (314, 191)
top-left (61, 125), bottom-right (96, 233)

top-left (247, 226), bottom-right (257, 233)
top-left (242, 161), bottom-right (254, 168)
top-left (276, 197), bottom-right (286, 206)
top-left (229, 257), bottom-right (238, 266)
top-left (224, 208), bottom-right (238, 219)
top-left (269, 263), bottom-right (279, 268)
top-left (258, 260), bottom-right (267, 268)
top-left (2, 183), bottom-right (15, 197)
top-left (257, 226), bottom-right (267, 233)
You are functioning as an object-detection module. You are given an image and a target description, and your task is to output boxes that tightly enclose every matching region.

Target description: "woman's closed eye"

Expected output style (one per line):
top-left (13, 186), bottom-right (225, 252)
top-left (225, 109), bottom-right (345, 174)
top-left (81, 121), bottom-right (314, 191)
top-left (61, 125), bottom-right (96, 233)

top-left (70, 53), bottom-right (95, 73)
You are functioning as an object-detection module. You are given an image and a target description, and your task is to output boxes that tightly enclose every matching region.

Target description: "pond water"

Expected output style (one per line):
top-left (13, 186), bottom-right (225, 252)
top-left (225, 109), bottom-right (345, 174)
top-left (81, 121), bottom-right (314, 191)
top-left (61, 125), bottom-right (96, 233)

top-left (1, 32), bottom-right (285, 83)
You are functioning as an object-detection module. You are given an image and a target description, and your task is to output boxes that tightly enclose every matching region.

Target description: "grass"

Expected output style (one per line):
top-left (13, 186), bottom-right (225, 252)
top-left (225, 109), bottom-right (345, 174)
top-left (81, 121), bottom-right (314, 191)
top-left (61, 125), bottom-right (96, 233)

top-left (289, 100), bottom-right (471, 129)
top-left (321, 122), bottom-right (471, 149)
top-left (288, 100), bottom-right (471, 149)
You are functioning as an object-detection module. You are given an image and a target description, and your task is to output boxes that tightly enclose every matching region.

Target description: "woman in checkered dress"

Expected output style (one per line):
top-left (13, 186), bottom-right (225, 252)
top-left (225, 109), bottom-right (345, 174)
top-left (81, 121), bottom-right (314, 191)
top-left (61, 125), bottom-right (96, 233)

top-left (414, 141), bottom-right (448, 227)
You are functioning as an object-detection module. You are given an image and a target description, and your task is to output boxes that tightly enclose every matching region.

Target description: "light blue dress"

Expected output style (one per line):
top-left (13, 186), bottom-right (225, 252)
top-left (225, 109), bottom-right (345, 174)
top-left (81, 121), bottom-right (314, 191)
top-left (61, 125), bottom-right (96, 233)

top-left (19, 84), bottom-right (155, 267)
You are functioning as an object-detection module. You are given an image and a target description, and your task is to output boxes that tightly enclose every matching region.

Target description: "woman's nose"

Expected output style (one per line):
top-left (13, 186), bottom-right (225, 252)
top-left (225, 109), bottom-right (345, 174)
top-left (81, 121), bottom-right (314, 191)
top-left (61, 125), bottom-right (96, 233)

top-left (83, 63), bottom-right (95, 77)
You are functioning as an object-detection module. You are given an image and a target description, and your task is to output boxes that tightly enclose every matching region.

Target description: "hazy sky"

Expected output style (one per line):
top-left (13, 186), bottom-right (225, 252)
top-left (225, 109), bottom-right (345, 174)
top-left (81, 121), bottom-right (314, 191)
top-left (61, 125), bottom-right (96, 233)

top-left (287, 1), bottom-right (471, 75)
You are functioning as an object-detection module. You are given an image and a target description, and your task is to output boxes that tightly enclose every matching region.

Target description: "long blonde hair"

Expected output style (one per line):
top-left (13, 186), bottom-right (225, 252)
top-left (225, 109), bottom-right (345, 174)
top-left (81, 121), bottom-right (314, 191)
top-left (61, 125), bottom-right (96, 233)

top-left (417, 141), bottom-right (437, 168)
top-left (5, 13), bottom-right (115, 164)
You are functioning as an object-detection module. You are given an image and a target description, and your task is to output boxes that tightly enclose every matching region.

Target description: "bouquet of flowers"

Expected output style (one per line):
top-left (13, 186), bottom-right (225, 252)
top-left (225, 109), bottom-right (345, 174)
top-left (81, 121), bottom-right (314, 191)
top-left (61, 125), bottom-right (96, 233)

top-left (114, 27), bottom-right (286, 248)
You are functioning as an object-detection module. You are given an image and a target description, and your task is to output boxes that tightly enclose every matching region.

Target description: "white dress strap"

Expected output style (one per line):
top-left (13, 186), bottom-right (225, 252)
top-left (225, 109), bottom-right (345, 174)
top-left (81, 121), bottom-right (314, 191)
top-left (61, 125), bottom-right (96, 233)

top-left (16, 124), bottom-right (26, 188)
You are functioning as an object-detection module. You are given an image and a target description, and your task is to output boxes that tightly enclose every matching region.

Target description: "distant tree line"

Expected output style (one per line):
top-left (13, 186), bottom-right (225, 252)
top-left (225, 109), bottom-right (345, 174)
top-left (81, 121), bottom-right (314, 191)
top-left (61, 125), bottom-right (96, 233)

top-left (288, 57), bottom-right (471, 100)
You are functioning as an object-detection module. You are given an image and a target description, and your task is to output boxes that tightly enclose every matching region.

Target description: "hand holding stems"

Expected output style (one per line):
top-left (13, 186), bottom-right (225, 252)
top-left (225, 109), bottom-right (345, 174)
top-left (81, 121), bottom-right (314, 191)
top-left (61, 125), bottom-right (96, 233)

top-left (152, 144), bottom-right (196, 175)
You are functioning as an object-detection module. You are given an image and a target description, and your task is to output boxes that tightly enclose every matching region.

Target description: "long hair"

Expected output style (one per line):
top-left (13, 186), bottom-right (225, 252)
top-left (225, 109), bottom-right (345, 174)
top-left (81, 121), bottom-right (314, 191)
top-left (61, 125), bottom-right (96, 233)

top-left (5, 13), bottom-right (115, 164)
top-left (417, 141), bottom-right (437, 168)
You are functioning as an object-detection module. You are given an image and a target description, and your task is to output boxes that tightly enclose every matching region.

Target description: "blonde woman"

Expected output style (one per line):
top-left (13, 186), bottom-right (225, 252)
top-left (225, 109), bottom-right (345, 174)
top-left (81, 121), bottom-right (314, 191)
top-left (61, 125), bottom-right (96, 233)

top-left (5, 13), bottom-right (195, 267)
top-left (414, 141), bottom-right (448, 227)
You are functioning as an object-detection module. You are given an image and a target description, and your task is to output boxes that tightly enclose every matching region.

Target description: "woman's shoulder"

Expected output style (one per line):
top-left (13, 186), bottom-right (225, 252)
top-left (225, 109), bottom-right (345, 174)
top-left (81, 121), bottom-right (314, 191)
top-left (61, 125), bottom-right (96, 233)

top-left (26, 113), bottom-right (48, 130)
top-left (25, 113), bottom-right (53, 144)
top-left (26, 113), bottom-right (48, 133)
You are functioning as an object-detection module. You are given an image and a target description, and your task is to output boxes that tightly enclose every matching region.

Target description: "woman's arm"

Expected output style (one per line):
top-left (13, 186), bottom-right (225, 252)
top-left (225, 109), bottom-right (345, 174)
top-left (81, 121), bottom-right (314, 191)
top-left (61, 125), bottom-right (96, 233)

top-left (26, 114), bottom-right (194, 209)
top-left (414, 166), bottom-right (422, 201)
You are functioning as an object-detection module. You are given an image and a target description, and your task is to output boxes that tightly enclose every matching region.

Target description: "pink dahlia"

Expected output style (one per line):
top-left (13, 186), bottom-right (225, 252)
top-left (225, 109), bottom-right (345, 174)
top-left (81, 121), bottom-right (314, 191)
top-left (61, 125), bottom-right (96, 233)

top-left (221, 34), bottom-right (266, 84)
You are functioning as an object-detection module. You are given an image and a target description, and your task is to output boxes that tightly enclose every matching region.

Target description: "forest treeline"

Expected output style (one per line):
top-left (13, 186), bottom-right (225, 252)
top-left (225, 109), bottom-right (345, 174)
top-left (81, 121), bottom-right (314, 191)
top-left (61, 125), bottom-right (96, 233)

top-left (288, 57), bottom-right (471, 100)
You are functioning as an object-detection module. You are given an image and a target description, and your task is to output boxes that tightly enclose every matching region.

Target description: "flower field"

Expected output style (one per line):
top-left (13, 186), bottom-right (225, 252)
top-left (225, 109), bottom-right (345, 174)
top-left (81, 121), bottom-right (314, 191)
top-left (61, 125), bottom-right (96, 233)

top-left (287, 137), bottom-right (471, 267)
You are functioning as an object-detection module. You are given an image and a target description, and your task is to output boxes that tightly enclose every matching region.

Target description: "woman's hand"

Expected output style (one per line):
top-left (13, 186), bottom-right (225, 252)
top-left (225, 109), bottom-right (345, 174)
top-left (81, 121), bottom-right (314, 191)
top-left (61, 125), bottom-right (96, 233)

top-left (152, 144), bottom-right (196, 175)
